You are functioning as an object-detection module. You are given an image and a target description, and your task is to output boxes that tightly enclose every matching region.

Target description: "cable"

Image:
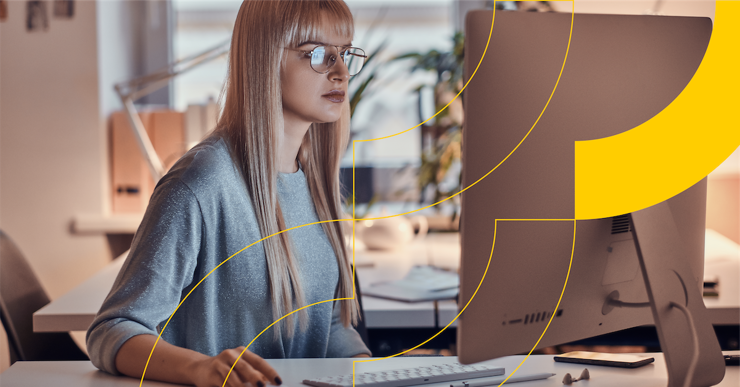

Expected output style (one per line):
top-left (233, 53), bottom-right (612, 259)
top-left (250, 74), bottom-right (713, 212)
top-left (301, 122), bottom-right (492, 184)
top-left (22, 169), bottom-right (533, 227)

top-left (670, 301), bottom-right (699, 387)
top-left (608, 299), bottom-right (650, 308)
top-left (602, 290), bottom-right (650, 315)
top-left (606, 290), bottom-right (699, 387)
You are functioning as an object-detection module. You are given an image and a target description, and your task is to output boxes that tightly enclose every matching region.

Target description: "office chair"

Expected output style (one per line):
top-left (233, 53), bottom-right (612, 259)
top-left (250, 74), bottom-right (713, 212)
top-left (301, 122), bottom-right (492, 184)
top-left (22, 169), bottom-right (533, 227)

top-left (0, 230), bottom-right (88, 364)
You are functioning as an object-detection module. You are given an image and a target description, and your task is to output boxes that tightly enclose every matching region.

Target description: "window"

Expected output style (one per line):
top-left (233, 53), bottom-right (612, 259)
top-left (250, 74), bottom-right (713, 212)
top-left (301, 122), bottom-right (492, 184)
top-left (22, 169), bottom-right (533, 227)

top-left (172, 0), bottom-right (455, 168)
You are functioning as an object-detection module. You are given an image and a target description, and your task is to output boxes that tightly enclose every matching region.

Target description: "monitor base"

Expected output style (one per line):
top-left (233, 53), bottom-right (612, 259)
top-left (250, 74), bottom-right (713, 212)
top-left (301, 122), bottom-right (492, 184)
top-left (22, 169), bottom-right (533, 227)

top-left (631, 201), bottom-right (725, 387)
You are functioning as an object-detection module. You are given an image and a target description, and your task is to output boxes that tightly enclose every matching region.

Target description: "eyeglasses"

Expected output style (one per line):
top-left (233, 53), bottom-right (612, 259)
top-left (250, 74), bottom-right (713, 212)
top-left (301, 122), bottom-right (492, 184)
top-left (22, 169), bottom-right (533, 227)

top-left (288, 44), bottom-right (366, 76)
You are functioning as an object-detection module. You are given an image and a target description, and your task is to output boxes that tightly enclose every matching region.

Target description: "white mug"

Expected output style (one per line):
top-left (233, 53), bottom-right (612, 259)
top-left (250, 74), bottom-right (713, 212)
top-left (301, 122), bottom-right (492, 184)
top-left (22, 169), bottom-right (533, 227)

top-left (358, 214), bottom-right (428, 251)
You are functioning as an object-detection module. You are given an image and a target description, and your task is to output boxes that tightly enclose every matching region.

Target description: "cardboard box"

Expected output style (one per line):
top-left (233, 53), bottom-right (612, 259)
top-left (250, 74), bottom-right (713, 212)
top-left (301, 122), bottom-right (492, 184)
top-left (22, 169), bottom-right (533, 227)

top-left (110, 109), bottom-right (185, 214)
top-left (151, 110), bottom-right (185, 171)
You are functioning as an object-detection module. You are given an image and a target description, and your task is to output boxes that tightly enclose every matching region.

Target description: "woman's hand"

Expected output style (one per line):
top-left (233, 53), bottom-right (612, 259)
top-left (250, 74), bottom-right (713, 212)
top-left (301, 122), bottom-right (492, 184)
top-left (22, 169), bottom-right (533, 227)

top-left (115, 336), bottom-right (281, 387)
top-left (188, 347), bottom-right (282, 387)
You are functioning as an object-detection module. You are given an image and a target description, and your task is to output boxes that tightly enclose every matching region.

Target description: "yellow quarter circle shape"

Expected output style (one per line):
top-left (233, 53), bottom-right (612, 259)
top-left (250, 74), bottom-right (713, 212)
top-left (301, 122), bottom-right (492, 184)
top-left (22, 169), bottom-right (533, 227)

top-left (575, 1), bottom-right (740, 220)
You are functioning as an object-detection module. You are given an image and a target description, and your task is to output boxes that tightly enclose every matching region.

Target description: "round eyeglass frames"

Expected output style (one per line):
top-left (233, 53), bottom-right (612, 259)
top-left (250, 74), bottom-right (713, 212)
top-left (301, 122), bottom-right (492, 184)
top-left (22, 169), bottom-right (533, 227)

top-left (292, 45), bottom-right (367, 76)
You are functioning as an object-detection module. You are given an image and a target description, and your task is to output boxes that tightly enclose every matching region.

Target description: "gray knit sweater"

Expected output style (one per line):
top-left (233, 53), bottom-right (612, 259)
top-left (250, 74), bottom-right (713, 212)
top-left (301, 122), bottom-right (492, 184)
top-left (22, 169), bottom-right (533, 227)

top-left (87, 135), bottom-right (369, 375)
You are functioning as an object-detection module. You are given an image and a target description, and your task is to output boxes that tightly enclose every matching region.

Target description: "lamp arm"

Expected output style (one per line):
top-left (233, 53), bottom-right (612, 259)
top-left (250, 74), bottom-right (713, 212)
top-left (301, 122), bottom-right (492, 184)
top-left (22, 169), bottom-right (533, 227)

top-left (113, 39), bottom-right (230, 183)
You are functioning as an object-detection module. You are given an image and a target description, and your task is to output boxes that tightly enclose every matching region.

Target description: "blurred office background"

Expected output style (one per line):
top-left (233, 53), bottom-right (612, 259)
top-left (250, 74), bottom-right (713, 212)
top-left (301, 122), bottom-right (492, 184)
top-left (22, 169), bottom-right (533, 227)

top-left (0, 0), bottom-right (735, 373)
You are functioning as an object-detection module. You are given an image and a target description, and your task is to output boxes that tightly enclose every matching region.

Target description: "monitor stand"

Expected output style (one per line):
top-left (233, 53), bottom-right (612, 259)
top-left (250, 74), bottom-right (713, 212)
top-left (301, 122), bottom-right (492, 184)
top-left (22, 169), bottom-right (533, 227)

top-left (629, 201), bottom-right (725, 387)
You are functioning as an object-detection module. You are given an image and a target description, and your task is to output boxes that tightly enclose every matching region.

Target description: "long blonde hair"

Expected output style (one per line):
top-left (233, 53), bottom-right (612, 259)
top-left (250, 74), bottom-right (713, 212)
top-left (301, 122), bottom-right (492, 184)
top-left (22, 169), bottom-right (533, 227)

top-left (216, 0), bottom-right (358, 337)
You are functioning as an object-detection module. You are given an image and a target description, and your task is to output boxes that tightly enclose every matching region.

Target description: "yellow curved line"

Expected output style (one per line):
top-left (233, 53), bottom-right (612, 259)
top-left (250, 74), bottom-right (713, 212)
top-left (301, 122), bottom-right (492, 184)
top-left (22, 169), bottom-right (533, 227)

top-left (217, 6), bottom-right (498, 385)
top-left (216, 218), bottom-right (574, 387)
top-left (356, 1), bottom-right (575, 223)
top-left (139, 217), bottom-right (351, 387)
top-left (223, 297), bottom-right (350, 387)
top-left (349, 219), bottom-right (575, 387)
top-left (221, 1), bottom-right (576, 384)
top-left (355, 0), bottom-right (491, 143)
top-left (348, 1), bottom-right (575, 384)
top-left (492, 219), bottom-right (575, 386)
top-left (141, 1), bottom-right (578, 384)
top-left (575, 1), bottom-right (740, 220)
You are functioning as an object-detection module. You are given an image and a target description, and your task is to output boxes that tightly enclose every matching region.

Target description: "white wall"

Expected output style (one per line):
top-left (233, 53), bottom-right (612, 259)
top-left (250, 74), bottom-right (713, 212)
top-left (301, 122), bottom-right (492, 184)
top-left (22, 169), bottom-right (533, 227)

top-left (0, 0), bottom-right (167, 372)
top-left (0, 1), bottom-right (110, 297)
top-left (0, 0), bottom-right (108, 371)
top-left (548, 0), bottom-right (715, 19)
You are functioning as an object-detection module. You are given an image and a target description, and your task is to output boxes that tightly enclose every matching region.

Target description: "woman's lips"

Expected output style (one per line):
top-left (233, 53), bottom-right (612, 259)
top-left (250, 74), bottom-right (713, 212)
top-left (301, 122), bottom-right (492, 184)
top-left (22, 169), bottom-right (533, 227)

top-left (322, 90), bottom-right (345, 103)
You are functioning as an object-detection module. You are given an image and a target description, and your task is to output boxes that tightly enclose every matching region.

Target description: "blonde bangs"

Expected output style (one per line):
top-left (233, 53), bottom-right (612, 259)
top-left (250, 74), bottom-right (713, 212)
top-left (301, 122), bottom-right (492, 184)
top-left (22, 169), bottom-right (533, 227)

top-left (283, 0), bottom-right (355, 48)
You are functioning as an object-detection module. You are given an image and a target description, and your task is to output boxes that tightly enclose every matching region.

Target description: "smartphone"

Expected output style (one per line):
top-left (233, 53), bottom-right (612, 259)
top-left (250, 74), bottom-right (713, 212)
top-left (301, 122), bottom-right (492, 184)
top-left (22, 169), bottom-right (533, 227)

top-left (725, 355), bottom-right (740, 366)
top-left (554, 351), bottom-right (655, 368)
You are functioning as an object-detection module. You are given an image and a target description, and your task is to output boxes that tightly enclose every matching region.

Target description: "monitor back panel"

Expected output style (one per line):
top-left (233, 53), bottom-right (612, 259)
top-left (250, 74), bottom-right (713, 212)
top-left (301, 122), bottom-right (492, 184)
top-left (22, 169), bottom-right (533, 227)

top-left (458, 10), bottom-right (711, 363)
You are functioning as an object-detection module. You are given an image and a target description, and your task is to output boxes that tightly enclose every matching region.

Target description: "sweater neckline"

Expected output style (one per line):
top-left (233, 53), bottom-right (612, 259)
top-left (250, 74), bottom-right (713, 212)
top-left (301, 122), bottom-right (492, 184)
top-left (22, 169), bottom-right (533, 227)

top-left (278, 160), bottom-right (304, 180)
top-left (278, 159), bottom-right (303, 177)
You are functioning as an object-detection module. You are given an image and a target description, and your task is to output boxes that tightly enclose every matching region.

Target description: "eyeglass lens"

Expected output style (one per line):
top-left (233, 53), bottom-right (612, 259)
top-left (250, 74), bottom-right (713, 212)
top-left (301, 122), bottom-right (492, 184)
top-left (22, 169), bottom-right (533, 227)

top-left (309, 46), bottom-right (365, 76)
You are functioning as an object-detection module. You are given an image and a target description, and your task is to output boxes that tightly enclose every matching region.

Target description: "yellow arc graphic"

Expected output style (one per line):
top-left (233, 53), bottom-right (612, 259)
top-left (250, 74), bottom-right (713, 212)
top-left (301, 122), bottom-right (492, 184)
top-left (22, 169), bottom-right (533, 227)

top-left (140, 6), bottom-right (501, 387)
top-left (137, 1), bottom-right (581, 386)
top-left (575, 1), bottom-right (740, 220)
top-left (352, 219), bottom-right (576, 387)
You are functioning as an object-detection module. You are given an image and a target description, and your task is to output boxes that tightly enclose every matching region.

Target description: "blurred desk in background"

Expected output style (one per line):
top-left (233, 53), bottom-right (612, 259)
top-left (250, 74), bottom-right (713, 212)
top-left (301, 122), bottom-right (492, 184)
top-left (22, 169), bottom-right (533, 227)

top-left (33, 233), bottom-right (461, 333)
top-left (33, 231), bottom-right (739, 355)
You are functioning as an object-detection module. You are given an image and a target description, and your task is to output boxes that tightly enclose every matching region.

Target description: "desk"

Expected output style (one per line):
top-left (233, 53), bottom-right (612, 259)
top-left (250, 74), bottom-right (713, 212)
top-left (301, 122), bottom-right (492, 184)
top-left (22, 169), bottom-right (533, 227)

top-left (356, 233), bottom-right (461, 329)
top-left (33, 232), bottom-right (739, 333)
top-left (2, 353), bottom-right (739, 387)
top-left (33, 234), bottom-right (461, 333)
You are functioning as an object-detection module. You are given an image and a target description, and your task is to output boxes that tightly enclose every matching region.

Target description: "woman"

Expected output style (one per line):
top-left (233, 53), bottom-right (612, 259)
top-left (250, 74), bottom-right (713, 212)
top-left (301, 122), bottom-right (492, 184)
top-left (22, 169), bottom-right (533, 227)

top-left (87, 1), bottom-right (370, 386)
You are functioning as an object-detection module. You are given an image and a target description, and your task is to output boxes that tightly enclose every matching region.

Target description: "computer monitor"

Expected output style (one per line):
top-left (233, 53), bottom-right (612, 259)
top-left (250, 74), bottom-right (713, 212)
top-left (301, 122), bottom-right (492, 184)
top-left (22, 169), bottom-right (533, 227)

top-left (457, 10), bottom-right (725, 387)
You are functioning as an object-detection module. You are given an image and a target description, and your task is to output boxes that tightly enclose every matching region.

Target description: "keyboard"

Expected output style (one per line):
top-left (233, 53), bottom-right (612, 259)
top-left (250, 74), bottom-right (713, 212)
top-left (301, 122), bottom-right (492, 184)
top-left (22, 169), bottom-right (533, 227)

top-left (303, 362), bottom-right (505, 387)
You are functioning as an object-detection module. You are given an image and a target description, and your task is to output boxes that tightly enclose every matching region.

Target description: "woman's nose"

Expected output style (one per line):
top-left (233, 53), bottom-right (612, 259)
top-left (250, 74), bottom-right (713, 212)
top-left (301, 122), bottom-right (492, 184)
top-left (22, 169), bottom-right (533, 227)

top-left (330, 56), bottom-right (350, 82)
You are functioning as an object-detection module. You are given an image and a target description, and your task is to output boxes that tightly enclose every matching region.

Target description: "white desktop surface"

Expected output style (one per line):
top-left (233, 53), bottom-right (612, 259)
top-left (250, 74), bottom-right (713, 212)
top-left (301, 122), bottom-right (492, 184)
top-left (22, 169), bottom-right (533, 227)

top-left (2, 353), bottom-right (739, 387)
top-left (33, 256), bottom-right (126, 332)
top-left (33, 234), bottom-right (461, 333)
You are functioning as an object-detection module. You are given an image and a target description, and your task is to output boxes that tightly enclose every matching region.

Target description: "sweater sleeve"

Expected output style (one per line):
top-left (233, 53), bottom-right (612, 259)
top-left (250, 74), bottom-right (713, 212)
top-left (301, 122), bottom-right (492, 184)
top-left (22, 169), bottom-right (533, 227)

top-left (325, 301), bottom-right (372, 358)
top-left (86, 178), bottom-right (203, 375)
